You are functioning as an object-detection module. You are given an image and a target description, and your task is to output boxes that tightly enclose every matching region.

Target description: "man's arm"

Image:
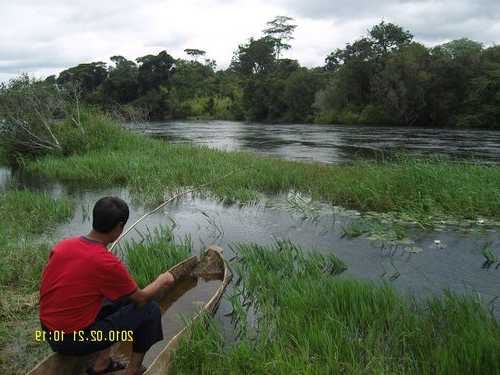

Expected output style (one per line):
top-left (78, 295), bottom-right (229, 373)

top-left (129, 271), bottom-right (175, 306)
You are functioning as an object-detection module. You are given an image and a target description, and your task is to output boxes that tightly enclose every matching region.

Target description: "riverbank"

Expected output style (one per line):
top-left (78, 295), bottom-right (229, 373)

top-left (23, 113), bottom-right (500, 226)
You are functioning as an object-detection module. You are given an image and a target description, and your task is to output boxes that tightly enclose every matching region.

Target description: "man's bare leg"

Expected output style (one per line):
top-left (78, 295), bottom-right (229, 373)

top-left (126, 352), bottom-right (145, 375)
top-left (93, 347), bottom-right (112, 372)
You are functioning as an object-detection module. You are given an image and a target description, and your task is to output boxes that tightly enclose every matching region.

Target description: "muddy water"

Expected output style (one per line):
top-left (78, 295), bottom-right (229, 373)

top-left (2, 166), bottom-right (500, 321)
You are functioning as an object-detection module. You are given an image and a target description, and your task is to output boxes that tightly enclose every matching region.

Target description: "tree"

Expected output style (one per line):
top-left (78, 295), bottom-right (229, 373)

top-left (325, 38), bottom-right (374, 71)
top-left (368, 21), bottom-right (413, 56)
top-left (57, 62), bottom-right (108, 94)
top-left (427, 39), bottom-right (483, 125)
top-left (136, 50), bottom-right (176, 94)
top-left (458, 45), bottom-right (500, 127)
top-left (263, 16), bottom-right (297, 59)
top-left (230, 37), bottom-right (276, 76)
top-left (103, 55), bottom-right (139, 103)
top-left (170, 58), bottom-right (216, 102)
top-left (184, 48), bottom-right (206, 62)
top-left (283, 69), bottom-right (324, 121)
top-left (371, 43), bottom-right (431, 126)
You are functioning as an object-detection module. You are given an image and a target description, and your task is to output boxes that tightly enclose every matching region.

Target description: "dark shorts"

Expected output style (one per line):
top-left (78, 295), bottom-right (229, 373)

top-left (43, 299), bottom-right (163, 355)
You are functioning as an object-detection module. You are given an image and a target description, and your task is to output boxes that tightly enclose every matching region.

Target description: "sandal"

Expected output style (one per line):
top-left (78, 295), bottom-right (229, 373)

top-left (86, 358), bottom-right (126, 374)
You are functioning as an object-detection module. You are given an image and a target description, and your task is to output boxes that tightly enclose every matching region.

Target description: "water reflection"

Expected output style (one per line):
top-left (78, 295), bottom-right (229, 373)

top-left (127, 121), bottom-right (500, 164)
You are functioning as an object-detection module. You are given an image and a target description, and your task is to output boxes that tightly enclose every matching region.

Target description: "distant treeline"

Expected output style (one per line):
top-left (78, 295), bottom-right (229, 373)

top-left (21, 20), bottom-right (500, 127)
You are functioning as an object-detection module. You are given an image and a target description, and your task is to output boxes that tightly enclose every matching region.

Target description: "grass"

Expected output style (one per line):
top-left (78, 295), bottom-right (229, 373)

top-left (22, 112), bottom-right (500, 224)
top-left (0, 190), bottom-right (73, 375)
top-left (170, 241), bottom-right (500, 375)
top-left (0, 190), bottom-right (73, 289)
top-left (124, 226), bottom-right (192, 288)
top-left (0, 189), bottom-right (73, 238)
top-left (0, 312), bottom-right (51, 375)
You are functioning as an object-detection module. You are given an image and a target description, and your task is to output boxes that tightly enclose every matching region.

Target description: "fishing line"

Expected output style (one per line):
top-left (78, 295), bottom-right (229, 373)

top-left (110, 168), bottom-right (243, 254)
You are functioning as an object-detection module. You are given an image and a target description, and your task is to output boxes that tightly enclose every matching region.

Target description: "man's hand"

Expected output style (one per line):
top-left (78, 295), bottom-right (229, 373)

top-left (129, 272), bottom-right (175, 306)
top-left (156, 272), bottom-right (175, 288)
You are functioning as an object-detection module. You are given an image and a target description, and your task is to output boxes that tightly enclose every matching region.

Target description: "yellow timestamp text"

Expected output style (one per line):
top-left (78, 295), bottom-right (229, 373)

top-left (35, 330), bottom-right (134, 343)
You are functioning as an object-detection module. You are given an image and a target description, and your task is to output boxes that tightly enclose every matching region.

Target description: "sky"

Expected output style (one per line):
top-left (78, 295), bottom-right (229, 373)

top-left (1, 0), bottom-right (499, 82)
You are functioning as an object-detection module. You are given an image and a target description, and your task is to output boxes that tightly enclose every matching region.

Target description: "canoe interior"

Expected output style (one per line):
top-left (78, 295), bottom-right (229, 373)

top-left (27, 247), bottom-right (230, 375)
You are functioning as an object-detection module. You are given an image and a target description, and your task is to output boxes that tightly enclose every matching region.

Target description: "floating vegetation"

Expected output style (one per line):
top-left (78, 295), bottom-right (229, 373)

top-left (80, 202), bottom-right (91, 223)
top-left (285, 191), bottom-right (322, 222)
top-left (342, 218), bottom-right (408, 242)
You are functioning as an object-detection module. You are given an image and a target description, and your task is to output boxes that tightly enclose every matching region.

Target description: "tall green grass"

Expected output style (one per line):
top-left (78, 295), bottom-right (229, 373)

top-left (0, 189), bottom-right (73, 238)
top-left (0, 190), bottom-right (73, 374)
top-left (0, 189), bottom-right (72, 290)
top-left (25, 113), bottom-right (500, 222)
top-left (0, 190), bottom-right (73, 289)
top-left (170, 242), bottom-right (500, 375)
top-left (124, 226), bottom-right (191, 288)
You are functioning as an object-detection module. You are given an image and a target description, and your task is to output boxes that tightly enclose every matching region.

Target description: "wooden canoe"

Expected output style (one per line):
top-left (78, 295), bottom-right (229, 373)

top-left (27, 246), bottom-right (231, 375)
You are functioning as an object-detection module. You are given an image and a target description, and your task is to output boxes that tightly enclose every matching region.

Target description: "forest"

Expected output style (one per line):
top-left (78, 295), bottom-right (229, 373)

top-left (3, 18), bottom-right (500, 128)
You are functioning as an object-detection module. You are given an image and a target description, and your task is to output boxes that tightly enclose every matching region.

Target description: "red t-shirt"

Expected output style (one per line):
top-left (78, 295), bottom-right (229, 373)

top-left (39, 236), bottom-right (137, 332)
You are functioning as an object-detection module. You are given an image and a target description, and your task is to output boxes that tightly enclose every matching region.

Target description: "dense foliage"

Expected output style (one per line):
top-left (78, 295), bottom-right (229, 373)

top-left (3, 19), bottom-right (500, 127)
top-left (318, 23), bottom-right (500, 128)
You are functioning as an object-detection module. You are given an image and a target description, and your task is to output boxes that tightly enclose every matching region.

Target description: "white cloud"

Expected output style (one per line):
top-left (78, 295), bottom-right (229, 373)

top-left (0, 0), bottom-right (499, 82)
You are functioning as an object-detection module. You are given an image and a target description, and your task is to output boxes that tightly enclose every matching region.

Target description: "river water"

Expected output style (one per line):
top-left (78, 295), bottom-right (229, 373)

top-left (2, 166), bottom-right (499, 320)
top-left (128, 120), bottom-right (500, 164)
top-left (2, 121), bottom-right (500, 325)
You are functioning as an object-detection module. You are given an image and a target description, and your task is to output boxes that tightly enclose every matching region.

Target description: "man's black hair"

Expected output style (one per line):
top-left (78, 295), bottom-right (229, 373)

top-left (92, 197), bottom-right (129, 233)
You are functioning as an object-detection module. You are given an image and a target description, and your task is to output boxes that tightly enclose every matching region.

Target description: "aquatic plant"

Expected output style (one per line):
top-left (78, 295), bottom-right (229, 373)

top-left (341, 217), bottom-right (408, 242)
top-left (0, 189), bottom-right (73, 238)
top-left (170, 241), bottom-right (500, 375)
top-left (285, 191), bottom-right (321, 221)
top-left (482, 244), bottom-right (500, 270)
top-left (124, 226), bottom-right (192, 288)
top-left (0, 190), bottom-right (73, 289)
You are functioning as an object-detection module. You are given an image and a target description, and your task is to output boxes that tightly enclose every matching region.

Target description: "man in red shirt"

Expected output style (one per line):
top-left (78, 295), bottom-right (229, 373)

top-left (40, 197), bottom-right (174, 375)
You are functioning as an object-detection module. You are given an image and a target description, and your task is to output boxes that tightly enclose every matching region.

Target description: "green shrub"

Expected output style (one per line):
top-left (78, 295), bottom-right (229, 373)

top-left (359, 104), bottom-right (392, 124)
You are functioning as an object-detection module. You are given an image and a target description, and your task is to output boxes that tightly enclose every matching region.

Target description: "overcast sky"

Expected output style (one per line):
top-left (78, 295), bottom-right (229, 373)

top-left (1, 0), bottom-right (499, 82)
